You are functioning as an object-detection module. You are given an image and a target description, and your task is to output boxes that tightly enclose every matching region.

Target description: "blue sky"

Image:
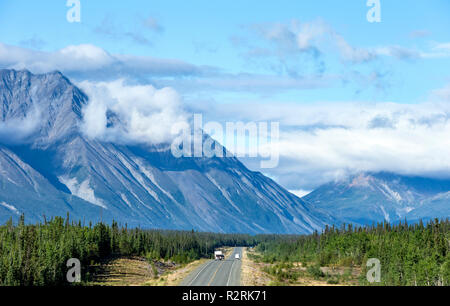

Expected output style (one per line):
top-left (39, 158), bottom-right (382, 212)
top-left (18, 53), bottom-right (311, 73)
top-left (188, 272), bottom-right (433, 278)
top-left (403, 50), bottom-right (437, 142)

top-left (1, 0), bottom-right (449, 103)
top-left (1, 0), bottom-right (450, 192)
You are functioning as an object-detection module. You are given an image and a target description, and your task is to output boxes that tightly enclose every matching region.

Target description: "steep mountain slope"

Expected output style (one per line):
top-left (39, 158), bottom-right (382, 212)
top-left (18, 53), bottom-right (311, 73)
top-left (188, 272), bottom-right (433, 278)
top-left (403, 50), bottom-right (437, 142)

top-left (303, 172), bottom-right (450, 225)
top-left (0, 69), bottom-right (332, 233)
top-left (406, 191), bottom-right (450, 222)
top-left (0, 144), bottom-right (114, 224)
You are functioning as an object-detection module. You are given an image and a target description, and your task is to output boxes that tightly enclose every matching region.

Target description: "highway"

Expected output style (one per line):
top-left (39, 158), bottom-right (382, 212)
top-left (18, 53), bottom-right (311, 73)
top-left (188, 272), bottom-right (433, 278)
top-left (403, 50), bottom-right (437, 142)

top-left (180, 247), bottom-right (243, 286)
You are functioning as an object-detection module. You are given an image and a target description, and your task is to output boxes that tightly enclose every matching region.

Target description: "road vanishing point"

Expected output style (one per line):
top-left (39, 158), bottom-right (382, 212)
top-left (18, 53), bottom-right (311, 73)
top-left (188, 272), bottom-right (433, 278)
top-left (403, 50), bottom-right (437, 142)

top-left (180, 247), bottom-right (243, 286)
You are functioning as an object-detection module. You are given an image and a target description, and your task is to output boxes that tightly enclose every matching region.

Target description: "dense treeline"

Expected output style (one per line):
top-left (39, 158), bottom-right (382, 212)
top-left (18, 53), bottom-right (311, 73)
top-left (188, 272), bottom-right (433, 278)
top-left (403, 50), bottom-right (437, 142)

top-left (255, 219), bottom-right (450, 286)
top-left (0, 215), bottom-right (256, 286)
top-left (1, 215), bottom-right (449, 286)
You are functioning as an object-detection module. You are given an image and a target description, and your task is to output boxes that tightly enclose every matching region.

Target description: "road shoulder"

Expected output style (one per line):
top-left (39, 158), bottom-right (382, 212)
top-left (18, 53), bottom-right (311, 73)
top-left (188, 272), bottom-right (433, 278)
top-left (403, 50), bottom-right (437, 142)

top-left (241, 247), bottom-right (272, 286)
top-left (146, 258), bottom-right (211, 286)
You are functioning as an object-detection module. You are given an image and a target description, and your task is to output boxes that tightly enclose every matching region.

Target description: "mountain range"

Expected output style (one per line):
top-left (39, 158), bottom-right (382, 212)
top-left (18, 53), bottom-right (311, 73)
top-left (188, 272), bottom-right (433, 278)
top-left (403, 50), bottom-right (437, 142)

top-left (0, 69), bottom-right (333, 234)
top-left (304, 172), bottom-right (450, 225)
top-left (0, 69), bottom-right (448, 233)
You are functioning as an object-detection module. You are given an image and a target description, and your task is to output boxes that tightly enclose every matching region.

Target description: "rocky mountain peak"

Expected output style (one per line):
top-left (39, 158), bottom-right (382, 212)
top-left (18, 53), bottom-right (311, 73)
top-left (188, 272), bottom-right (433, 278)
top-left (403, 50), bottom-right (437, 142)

top-left (0, 70), bottom-right (333, 233)
top-left (0, 69), bottom-right (88, 146)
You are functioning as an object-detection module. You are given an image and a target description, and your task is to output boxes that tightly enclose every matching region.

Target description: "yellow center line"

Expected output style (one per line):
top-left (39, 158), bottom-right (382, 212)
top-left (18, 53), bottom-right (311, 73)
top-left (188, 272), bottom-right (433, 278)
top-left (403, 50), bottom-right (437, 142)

top-left (208, 260), bottom-right (224, 286)
top-left (188, 260), bottom-right (214, 286)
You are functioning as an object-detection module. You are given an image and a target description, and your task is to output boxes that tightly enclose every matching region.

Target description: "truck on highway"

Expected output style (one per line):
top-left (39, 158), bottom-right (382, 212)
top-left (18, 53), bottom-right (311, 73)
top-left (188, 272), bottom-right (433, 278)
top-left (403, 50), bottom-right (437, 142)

top-left (235, 253), bottom-right (240, 260)
top-left (214, 250), bottom-right (225, 260)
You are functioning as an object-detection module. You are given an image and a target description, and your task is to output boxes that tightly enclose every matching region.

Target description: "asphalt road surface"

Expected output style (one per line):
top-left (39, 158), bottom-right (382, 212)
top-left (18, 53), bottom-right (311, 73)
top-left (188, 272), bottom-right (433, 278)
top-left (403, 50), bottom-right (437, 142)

top-left (180, 247), bottom-right (243, 286)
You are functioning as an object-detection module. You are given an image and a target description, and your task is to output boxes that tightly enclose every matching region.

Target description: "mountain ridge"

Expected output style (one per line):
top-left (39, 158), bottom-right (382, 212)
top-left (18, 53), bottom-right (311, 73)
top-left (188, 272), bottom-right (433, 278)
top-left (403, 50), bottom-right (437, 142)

top-left (303, 171), bottom-right (450, 225)
top-left (0, 69), bottom-right (333, 234)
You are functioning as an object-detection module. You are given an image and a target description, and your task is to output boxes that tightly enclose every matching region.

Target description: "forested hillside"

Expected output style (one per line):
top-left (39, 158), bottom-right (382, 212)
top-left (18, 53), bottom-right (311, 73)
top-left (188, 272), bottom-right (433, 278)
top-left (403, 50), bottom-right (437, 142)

top-left (1, 216), bottom-right (448, 286)
top-left (0, 215), bottom-right (255, 286)
top-left (255, 219), bottom-right (450, 286)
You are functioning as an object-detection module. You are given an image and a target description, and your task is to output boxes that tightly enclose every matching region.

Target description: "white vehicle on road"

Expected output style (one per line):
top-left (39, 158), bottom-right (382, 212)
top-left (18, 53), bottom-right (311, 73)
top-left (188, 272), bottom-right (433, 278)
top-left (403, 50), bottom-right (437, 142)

top-left (235, 253), bottom-right (240, 260)
top-left (214, 250), bottom-right (225, 260)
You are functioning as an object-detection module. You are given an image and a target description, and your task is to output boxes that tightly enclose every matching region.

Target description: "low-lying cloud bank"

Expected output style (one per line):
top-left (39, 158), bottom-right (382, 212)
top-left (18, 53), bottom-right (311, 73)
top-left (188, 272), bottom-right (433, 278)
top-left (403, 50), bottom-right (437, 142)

top-left (0, 43), bottom-right (333, 94)
top-left (72, 78), bottom-right (450, 190)
top-left (1, 39), bottom-right (449, 191)
top-left (195, 93), bottom-right (450, 190)
top-left (0, 111), bottom-right (41, 145)
top-left (1, 71), bottom-right (449, 192)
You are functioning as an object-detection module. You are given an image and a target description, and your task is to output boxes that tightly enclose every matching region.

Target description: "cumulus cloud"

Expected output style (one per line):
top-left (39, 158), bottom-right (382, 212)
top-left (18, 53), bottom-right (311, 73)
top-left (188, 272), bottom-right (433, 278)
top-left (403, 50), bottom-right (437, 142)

top-left (194, 99), bottom-right (450, 190)
top-left (78, 80), bottom-right (188, 145)
top-left (276, 106), bottom-right (450, 182)
top-left (0, 43), bottom-right (209, 79)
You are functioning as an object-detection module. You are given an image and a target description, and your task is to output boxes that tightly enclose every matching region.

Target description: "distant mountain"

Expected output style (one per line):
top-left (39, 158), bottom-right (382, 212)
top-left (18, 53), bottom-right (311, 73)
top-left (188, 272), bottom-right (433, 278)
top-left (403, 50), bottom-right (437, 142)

top-left (303, 172), bottom-right (450, 225)
top-left (0, 69), bottom-right (333, 234)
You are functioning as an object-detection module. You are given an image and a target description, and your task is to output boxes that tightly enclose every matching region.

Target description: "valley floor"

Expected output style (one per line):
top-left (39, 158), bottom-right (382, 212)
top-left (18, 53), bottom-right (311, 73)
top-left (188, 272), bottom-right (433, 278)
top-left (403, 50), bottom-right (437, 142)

top-left (89, 247), bottom-right (362, 286)
top-left (89, 247), bottom-right (236, 286)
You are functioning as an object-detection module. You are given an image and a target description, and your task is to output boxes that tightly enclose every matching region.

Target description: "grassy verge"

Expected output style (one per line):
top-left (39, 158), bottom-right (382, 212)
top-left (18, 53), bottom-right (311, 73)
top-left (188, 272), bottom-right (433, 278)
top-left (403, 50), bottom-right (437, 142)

top-left (241, 247), bottom-right (273, 286)
top-left (244, 248), bottom-right (361, 286)
top-left (88, 256), bottom-right (209, 286)
top-left (87, 247), bottom-right (237, 286)
top-left (88, 256), bottom-right (156, 286)
top-left (144, 258), bottom-right (210, 286)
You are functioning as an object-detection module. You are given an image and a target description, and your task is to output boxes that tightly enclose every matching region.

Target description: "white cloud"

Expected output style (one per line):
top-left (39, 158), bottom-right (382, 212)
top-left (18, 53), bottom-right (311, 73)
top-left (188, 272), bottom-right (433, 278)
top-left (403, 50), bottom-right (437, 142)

top-left (195, 99), bottom-right (450, 190)
top-left (0, 105), bottom-right (41, 144)
top-left (79, 79), bottom-right (188, 145)
top-left (242, 19), bottom-right (450, 67)
top-left (431, 83), bottom-right (450, 101)
top-left (277, 109), bottom-right (450, 178)
top-left (245, 19), bottom-right (376, 64)
top-left (334, 34), bottom-right (377, 63)
top-left (0, 43), bottom-right (206, 78)
top-left (58, 44), bottom-right (114, 70)
top-left (419, 42), bottom-right (450, 59)
top-left (0, 43), bottom-right (112, 73)
top-left (435, 43), bottom-right (450, 51)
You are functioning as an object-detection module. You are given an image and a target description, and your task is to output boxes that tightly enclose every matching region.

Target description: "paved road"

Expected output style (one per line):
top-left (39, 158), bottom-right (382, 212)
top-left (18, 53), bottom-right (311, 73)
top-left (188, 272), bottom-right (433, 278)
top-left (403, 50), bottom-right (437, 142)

top-left (180, 247), bottom-right (243, 286)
